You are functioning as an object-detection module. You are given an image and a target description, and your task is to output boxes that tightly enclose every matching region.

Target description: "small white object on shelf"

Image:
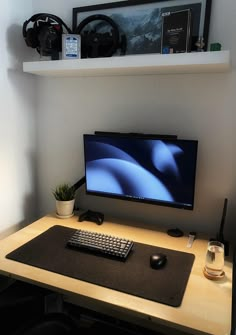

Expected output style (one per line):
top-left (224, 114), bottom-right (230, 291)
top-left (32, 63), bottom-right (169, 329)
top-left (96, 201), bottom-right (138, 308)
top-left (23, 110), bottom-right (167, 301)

top-left (62, 34), bottom-right (81, 60)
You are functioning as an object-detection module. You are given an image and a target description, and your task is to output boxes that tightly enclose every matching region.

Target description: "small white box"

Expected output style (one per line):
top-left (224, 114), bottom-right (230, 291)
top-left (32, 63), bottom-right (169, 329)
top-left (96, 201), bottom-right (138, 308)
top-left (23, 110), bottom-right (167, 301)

top-left (62, 34), bottom-right (81, 59)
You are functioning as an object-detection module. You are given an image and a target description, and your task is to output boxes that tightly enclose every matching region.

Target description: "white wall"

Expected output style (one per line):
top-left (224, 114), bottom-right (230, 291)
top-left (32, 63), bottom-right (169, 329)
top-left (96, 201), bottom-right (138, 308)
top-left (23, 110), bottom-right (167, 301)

top-left (30, 0), bottom-right (236, 242)
top-left (0, 0), bottom-right (37, 239)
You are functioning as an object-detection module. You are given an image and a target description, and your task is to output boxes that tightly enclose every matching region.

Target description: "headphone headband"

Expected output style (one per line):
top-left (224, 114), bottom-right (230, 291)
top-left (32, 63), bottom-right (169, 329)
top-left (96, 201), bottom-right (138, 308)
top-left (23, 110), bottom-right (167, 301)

top-left (22, 13), bottom-right (72, 38)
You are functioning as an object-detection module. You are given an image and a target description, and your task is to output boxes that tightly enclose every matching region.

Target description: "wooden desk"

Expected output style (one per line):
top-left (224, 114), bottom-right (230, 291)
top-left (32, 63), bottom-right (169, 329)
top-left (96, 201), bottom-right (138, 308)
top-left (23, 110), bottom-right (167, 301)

top-left (0, 214), bottom-right (232, 335)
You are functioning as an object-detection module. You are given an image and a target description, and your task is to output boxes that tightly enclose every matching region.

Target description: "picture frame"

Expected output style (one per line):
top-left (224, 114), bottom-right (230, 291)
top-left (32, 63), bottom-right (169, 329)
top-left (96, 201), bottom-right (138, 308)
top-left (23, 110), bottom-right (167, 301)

top-left (72, 0), bottom-right (212, 56)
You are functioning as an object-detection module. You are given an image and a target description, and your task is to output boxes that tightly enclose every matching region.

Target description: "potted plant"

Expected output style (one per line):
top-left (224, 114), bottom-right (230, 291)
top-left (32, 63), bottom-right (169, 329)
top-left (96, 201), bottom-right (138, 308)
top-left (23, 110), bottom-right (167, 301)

top-left (52, 183), bottom-right (76, 218)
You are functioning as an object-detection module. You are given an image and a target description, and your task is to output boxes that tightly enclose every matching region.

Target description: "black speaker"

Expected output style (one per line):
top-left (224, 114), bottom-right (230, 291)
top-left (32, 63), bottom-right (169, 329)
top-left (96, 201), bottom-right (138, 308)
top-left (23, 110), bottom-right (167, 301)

top-left (22, 13), bottom-right (72, 59)
top-left (216, 198), bottom-right (229, 256)
top-left (231, 248), bottom-right (236, 335)
top-left (210, 198), bottom-right (230, 256)
top-left (75, 14), bottom-right (126, 58)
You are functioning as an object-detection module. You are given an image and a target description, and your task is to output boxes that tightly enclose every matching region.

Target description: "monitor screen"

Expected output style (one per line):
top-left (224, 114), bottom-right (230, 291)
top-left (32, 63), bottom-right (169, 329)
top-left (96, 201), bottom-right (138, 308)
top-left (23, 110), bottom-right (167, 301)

top-left (83, 133), bottom-right (198, 210)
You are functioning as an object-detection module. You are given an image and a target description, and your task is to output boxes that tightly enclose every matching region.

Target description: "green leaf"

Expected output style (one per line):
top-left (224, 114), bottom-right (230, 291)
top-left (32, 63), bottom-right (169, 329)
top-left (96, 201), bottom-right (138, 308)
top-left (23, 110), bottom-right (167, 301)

top-left (52, 183), bottom-right (76, 201)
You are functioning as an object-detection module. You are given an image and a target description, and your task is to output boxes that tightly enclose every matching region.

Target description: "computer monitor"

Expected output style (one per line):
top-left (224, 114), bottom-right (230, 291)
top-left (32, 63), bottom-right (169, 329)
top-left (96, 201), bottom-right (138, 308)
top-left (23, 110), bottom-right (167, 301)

top-left (83, 133), bottom-right (198, 210)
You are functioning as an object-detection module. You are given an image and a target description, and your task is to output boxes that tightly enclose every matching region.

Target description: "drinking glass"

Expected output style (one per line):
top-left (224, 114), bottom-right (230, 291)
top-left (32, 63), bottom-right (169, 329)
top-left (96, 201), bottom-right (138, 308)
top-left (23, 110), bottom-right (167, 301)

top-left (204, 240), bottom-right (225, 279)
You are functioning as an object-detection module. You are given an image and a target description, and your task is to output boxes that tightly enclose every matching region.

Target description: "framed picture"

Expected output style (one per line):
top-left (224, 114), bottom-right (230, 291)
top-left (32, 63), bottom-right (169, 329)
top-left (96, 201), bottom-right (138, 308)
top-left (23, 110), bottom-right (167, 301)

top-left (73, 0), bottom-right (212, 56)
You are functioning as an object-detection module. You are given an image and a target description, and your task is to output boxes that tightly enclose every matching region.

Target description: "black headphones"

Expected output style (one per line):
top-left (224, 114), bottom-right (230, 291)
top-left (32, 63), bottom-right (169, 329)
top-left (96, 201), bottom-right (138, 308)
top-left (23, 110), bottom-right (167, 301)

top-left (75, 14), bottom-right (126, 58)
top-left (22, 13), bottom-right (72, 57)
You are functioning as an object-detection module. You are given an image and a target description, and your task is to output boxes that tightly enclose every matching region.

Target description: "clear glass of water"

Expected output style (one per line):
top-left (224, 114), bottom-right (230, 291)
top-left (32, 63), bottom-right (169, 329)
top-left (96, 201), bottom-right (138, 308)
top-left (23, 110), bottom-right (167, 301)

top-left (204, 240), bottom-right (225, 279)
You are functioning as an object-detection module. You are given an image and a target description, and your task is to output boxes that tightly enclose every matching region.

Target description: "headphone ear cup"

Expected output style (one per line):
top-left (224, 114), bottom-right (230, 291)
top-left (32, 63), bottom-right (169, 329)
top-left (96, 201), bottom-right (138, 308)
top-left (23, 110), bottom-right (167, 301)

top-left (25, 27), bottom-right (39, 48)
top-left (38, 24), bottom-right (62, 55)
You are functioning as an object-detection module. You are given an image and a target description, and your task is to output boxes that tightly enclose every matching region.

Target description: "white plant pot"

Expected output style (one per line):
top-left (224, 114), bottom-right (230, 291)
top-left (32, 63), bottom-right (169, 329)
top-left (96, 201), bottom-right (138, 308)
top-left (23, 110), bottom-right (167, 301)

top-left (56, 199), bottom-right (75, 218)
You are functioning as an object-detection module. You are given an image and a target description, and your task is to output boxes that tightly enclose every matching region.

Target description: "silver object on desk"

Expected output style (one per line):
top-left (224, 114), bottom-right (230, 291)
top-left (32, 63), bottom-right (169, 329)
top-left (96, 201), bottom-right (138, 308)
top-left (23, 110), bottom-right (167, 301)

top-left (187, 232), bottom-right (196, 248)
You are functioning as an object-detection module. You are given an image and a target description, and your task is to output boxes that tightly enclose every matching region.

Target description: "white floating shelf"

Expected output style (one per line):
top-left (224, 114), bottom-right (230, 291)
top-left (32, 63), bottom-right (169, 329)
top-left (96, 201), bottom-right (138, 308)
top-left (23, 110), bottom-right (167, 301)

top-left (23, 50), bottom-right (231, 77)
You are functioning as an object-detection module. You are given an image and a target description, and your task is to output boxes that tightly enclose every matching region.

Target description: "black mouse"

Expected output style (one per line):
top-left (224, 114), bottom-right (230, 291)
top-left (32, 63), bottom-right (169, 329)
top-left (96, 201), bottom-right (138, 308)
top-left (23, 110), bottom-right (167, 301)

top-left (150, 253), bottom-right (167, 269)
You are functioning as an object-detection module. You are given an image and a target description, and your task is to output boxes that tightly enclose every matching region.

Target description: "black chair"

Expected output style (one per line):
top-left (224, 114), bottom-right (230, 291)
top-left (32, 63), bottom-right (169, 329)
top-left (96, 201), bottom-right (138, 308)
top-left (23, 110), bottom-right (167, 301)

top-left (11, 312), bottom-right (80, 335)
top-left (0, 278), bottom-right (162, 335)
top-left (0, 279), bottom-right (82, 335)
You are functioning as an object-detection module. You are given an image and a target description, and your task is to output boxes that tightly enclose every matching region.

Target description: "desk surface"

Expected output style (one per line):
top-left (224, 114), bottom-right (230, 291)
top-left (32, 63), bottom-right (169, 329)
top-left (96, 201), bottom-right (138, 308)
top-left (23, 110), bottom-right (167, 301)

top-left (0, 214), bottom-right (232, 335)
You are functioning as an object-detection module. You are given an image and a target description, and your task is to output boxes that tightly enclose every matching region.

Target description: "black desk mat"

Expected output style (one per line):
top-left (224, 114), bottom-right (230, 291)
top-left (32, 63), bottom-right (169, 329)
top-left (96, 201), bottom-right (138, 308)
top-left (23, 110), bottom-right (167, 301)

top-left (6, 225), bottom-right (195, 307)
